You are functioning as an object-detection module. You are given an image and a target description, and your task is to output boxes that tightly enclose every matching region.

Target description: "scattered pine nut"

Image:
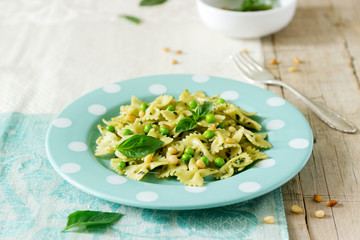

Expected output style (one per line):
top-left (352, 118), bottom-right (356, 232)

top-left (125, 114), bottom-right (136, 123)
top-left (291, 205), bottom-right (303, 214)
top-left (175, 50), bottom-right (182, 54)
top-left (314, 210), bottom-right (325, 218)
top-left (289, 67), bottom-right (297, 72)
top-left (163, 47), bottom-right (170, 52)
top-left (196, 159), bottom-right (206, 169)
top-left (162, 123), bottom-right (172, 130)
top-left (170, 59), bottom-right (178, 65)
top-left (208, 125), bottom-right (216, 131)
top-left (293, 57), bottom-right (301, 64)
top-left (168, 155), bottom-right (178, 165)
top-left (228, 126), bottom-right (236, 133)
top-left (225, 138), bottom-right (236, 144)
top-left (270, 59), bottom-right (278, 65)
top-left (314, 194), bottom-right (322, 202)
top-left (139, 110), bottom-right (145, 117)
top-left (144, 154), bottom-right (153, 163)
top-left (221, 6), bottom-right (229, 10)
top-left (167, 147), bottom-right (178, 155)
top-left (263, 216), bottom-right (275, 224)
top-left (242, 49), bottom-right (249, 53)
top-left (326, 200), bottom-right (338, 207)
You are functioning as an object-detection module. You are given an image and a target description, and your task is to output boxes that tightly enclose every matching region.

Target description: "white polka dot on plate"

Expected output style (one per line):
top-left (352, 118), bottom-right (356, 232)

top-left (136, 191), bottom-right (159, 202)
top-left (60, 163), bottom-right (81, 173)
top-left (220, 90), bottom-right (239, 101)
top-left (184, 186), bottom-right (207, 193)
top-left (149, 84), bottom-right (167, 95)
top-left (53, 118), bottom-right (72, 128)
top-left (289, 138), bottom-right (309, 149)
top-left (266, 120), bottom-right (285, 130)
top-left (88, 104), bottom-right (107, 115)
top-left (106, 175), bottom-right (127, 184)
top-left (102, 84), bottom-right (121, 93)
top-left (266, 97), bottom-right (285, 106)
top-left (255, 158), bottom-right (276, 168)
top-left (68, 142), bottom-right (88, 152)
top-left (238, 182), bottom-right (261, 193)
top-left (192, 75), bottom-right (209, 83)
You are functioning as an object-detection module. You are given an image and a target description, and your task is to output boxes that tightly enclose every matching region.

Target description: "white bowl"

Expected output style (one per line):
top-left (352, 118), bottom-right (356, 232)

top-left (196, 0), bottom-right (297, 39)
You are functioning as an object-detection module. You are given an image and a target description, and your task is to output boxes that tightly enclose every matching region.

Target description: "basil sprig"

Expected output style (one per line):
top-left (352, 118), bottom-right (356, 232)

top-left (116, 134), bottom-right (164, 158)
top-left (175, 102), bottom-right (213, 133)
top-left (140, 0), bottom-right (167, 6)
top-left (61, 211), bottom-right (122, 232)
top-left (119, 15), bottom-right (142, 24)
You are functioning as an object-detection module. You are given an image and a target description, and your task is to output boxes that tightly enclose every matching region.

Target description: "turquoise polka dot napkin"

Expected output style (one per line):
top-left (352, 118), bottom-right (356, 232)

top-left (0, 113), bottom-right (289, 240)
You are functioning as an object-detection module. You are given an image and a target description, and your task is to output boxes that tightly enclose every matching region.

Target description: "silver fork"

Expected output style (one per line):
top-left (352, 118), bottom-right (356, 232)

top-left (232, 51), bottom-right (357, 133)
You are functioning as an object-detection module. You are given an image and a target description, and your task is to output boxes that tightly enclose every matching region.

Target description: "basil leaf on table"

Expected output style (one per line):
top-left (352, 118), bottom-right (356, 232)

top-left (196, 102), bottom-right (213, 118)
top-left (119, 15), bottom-right (142, 24)
top-left (140, 0), bottom-right (167, 6)
top-left (116, 135), bottom-right (164, 158)
top-left (175, 117), bottom-right (197, 133)
top-left (61, 211), bottom-right (122, 232)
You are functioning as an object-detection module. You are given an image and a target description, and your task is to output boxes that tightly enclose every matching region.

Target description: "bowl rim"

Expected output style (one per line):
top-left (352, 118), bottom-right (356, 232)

top-left (197, 0), bottom-right (297, 16)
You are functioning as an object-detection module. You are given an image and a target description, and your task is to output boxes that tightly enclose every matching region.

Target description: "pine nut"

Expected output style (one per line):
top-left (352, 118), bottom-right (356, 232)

top-left (228, 126), bottom-right (236, 133)
top-left (314, 210), bottom-right (325, 218)
top-left (144, 154), bottom-right (152, 163)
top-left (263, 216), bottom-right (275, 224)
top-left (163, 47), bottom-right (170, 52)
top-left (326, 200), bottom-right (338, 207)
top-left (168, 155), bottom-right (178, 165)
top-left (125, 114), bottom-right (136, 123)
top-left (139, 110), bottom-right (145, 117)
top-left (293, 57), bottom-right (301, 64)
top-left (291, 205), bottom-right (303, 214)
top-left (225, 138), bottom-right (236, 144)
top-left (167, 147), bottom-right (178, 155)
top-left (196, 159), bottom-right (206, 169)
top-left (270, 59), bottom-right (278, 65)
top-left (162, 123), bottom-right (172, 130)
top-left (208, 125), bottom-right (216, 131)
top-left (170, 59), bottom-right (178, 64)
top-left (289, 67), bottom-right (297, 72)
top-left (314, 194), bottom-right (322, 202)
top-left (175, 50), bottom-right (182, 54)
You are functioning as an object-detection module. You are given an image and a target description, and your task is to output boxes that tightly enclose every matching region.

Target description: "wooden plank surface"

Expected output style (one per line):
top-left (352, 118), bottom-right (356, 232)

top-left (262, 0), bottom-right (360, 239)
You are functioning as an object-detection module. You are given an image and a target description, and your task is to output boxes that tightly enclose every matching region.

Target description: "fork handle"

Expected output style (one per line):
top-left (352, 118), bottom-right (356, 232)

top-left (260, 79), bottom-right (357, 133)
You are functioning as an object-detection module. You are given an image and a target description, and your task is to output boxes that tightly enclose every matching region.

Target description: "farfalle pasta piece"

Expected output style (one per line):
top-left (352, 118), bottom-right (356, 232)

top-left (243, 128), bottom-right (272, 149)
top-left (175, 159), bottom-right (218, 186)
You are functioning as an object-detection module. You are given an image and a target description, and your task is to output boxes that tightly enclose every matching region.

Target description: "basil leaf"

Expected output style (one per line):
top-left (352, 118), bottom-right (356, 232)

top-left (61, 211), bottom-right (122, 232)
top-left (189, 109), bottom-right (199, 122)
top-left (116, 135), bottom-right (164, 158)
top-left (140, 0), bottom-right (167, 6)
top-left (175, 117), bottom-right (197, 133)
top-left (196, 102), bottom-right (213, 118)
top-left (119, 15), bottom-right (142, 24)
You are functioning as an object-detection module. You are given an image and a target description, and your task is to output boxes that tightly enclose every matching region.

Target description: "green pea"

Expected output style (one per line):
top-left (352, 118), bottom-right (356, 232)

top-left (123, 129), bottom-right (133, 136)
top-left (184, 147), bottom-right (194, 156)
top-left (144, 124), bottom-right (152, 134)
top-left (203, 130), bottom-right (214, 139)
top-left (217, 98), bottom-right (226, 105)
top-left (106, 125), bottom-right (115, 132)
top-left (214, 157), bottom-right (225, 167)
top-left (218, 122), bottom-right (225, 129)
top-left (159, 126), bottom-right (170, 135)
top-left (182, 154), bottom-right (192, 163)
top-left (140, 102), bottom-right (148, 111)
top-left (189, 100), bottom-right (197, 109)
top-left (201, 156), bottom-right (209, 167)
top-left (118, 161), bottom-right (126, 170)
top-left (166, 105), bottom-right (175, 111)
top-left (205, 113), bottom-right (215, 123)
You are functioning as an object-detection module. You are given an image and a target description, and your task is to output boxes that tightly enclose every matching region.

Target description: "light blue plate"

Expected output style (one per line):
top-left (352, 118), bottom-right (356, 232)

top-left (46, 74), bottom-right (313, 210)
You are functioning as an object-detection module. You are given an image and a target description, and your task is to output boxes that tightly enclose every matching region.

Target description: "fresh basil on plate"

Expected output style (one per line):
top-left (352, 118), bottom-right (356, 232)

top-left (175, 102), bottom-right (213, 133)
top-left (116, 134), bottom-right (164, 158)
